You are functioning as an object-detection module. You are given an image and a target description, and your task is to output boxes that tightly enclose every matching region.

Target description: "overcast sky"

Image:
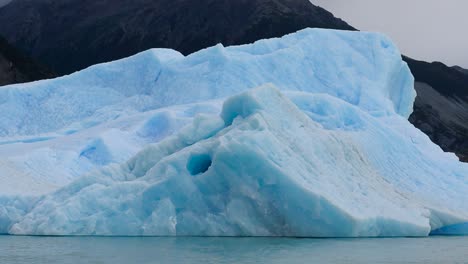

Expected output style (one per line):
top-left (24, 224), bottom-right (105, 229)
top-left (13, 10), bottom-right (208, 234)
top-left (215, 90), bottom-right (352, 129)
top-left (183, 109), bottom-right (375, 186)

top-left (312, 0), bottom-right (468, 68)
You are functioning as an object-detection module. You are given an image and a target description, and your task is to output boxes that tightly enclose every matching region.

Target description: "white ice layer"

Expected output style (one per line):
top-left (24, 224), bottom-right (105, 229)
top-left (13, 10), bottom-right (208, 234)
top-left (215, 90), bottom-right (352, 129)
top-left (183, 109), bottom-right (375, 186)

top-left (0, 29), bottom-right (467, 236)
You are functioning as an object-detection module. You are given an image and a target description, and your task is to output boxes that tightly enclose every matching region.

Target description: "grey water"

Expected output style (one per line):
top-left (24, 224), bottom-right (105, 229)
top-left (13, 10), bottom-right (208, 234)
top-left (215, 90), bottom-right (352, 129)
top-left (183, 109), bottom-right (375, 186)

top-left (1, 236), bottom-right (467, 264)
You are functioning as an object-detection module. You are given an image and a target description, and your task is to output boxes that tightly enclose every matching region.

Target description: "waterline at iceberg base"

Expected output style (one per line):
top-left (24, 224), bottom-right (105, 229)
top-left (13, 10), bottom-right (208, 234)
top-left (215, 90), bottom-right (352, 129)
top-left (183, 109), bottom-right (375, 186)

top-left (0, 29), bottom-right (467, 237)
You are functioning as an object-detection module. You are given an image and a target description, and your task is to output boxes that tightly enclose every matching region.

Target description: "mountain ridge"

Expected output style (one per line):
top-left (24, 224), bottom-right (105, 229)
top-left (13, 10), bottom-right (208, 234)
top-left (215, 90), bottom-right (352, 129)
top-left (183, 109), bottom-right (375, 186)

top-left (0, 0), bottom-right (353, 74)
top-left (0, 35), bottom-right (55, 86)
top-left (453, 65), bottom-right (468, 75)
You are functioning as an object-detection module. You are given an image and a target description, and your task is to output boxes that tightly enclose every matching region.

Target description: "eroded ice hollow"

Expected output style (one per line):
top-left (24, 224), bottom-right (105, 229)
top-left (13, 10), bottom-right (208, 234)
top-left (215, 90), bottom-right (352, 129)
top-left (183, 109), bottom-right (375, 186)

top-left (0, 28), bottom-right (467, 236)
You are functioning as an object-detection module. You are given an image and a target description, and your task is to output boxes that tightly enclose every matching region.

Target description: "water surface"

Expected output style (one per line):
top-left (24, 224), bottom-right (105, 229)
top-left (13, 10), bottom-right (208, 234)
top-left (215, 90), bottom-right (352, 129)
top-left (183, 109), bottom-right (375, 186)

top-left (1, 236), bottom-right (467, 264)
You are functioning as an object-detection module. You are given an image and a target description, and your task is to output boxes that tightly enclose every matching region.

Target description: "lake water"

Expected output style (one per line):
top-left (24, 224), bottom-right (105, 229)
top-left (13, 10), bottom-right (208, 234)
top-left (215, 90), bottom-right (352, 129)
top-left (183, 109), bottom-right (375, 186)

top-left (1, 236), bottom-right (467, 264)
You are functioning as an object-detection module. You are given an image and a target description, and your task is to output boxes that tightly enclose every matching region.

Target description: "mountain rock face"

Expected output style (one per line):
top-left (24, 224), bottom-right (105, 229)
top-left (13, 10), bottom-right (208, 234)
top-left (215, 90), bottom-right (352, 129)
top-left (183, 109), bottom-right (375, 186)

top-left (0, 0), bottom-right (352, 74)
top-left (0, 0), bottom-right (466, 161)
top-left (0, 0), bottom-right (12, 8)
top-left (405, 57), bottom-right (468, 162)
top-left (453, 66), bottom-right (468, 76)
top-left (0, 36), bottom-right (55, 86)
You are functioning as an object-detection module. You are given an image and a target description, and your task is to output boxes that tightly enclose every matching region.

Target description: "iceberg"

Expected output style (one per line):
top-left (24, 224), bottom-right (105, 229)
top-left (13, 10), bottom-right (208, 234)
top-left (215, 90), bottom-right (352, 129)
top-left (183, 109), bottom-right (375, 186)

top-left (0, 28), bottom-right (415, 196)
top-left (0, 29), bottom-right (467, 236)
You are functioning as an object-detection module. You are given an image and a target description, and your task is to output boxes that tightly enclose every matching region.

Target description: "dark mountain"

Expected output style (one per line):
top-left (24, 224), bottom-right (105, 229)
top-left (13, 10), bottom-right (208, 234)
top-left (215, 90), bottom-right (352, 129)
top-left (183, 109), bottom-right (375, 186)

top-left (0, 0), bottom-right (466, 161)
top-left (0, 0), bottom-right (352, 75)
top-left (452, 65), bottom-right (468, 75)
top-left (0, 0), bottom-right (12, 8)
top-left (0, 36), bottom-right (55, 86)
top-left (404, 58), bottom-right (468, 99)
top-left (405, 57), bottom-right (468, 162)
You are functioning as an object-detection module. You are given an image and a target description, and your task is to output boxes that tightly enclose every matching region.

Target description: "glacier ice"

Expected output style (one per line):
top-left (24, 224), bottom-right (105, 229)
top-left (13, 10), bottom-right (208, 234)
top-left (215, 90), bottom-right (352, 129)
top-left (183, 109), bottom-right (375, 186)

top-left (5, 85), bottom-right (468, 237)
top-left (0, 28), bottom-right (467, 236)
top-left (0, 28), bottom-right (414, 138)
top-left (0, 28), bottom-right (415, 196)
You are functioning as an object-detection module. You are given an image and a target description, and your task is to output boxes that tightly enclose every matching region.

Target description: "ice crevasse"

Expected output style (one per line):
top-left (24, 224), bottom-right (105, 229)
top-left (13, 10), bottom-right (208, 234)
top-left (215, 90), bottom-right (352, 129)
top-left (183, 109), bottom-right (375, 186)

top-left (0, 29), bottom-right (467, 237)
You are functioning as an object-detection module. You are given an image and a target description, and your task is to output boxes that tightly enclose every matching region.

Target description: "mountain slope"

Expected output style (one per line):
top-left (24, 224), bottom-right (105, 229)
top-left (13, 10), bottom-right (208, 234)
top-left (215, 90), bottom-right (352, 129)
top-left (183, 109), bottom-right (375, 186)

top-left (0, 36), bottom-right (55, 86)
top-left (0, 0), bottom-right (12, 8)
top-left (0, 0), bottom-right (353, 74)
top-left (453, 65), bottom-right (468, 75)
top-left (405, 57), bottom-right (468, 162)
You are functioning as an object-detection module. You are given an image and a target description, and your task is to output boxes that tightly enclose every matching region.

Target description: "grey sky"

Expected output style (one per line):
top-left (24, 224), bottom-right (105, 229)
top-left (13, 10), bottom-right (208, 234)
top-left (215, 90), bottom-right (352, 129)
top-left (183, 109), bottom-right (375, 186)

top-left (312, 0), bottom-right (468, 68)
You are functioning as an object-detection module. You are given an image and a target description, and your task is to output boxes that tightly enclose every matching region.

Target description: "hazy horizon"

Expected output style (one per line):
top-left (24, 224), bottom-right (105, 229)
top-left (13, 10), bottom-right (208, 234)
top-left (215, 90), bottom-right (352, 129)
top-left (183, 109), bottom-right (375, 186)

top-left (313, 0), bottom-right (468, 68)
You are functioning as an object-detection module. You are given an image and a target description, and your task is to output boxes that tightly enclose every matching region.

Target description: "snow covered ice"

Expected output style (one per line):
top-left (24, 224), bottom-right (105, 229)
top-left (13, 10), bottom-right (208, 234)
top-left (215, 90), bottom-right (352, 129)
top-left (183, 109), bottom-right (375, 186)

top-left (0, 29), bottom-right (467, 236)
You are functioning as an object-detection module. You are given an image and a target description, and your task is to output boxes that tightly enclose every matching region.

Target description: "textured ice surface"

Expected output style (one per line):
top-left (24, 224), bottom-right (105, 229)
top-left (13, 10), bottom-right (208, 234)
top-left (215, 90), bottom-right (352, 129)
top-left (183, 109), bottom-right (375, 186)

top-left (0, 29), bottom-right (467, 236)
top-left (0, 28), bottom-right (414, 138)
top-left (6, 86), bottom-right (468, 237)
top-left (0, 28), bottom-right (415, 196)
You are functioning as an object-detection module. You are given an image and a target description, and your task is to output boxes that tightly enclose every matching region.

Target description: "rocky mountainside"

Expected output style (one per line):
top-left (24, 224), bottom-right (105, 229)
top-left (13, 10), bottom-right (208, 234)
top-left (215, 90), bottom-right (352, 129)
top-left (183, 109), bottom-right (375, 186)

top-left (453, 65), bottom-right (468, 75)
top-left (0, 0), bottom-right (352, 74)
top-left (0, 36), bottom-right (55, 86)
top-left (0, 0), bottom-right (12, 8)
top-left (405, 57), bottom-right (468, 162)
top-left (0, 0), bottom-right (466, 161)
